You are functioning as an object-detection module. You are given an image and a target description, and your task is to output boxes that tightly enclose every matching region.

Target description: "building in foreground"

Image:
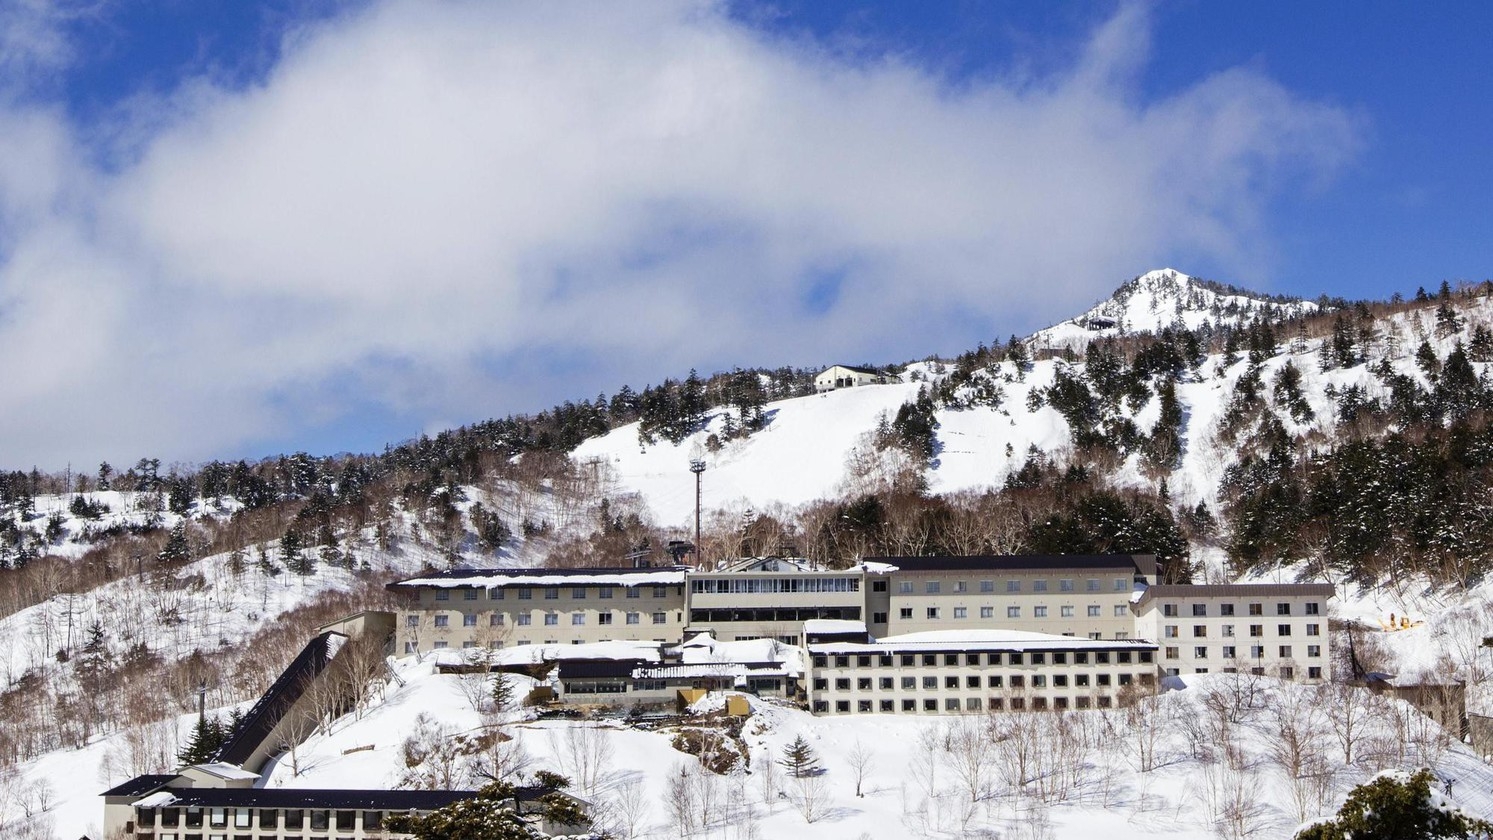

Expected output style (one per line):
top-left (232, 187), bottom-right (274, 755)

top-left (101, 764), bottom-right (590, 840)
top-left (804, 620), bottom-right (1157, 715)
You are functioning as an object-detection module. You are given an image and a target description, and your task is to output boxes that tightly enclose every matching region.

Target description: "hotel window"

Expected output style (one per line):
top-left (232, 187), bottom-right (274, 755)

top-left (1192, 604), bottom-right (1207, 616)
top-left (1164, 625), bottom-right (1178, 638)
top-left (943, 653), bottom-right (959, 666)
top-left (1280, 666), bottom-right (1295, 679)
top-left (873, 611), bottom-right (887, 624)
top-left (953, 581), bottom-right (967, 593)
top-left (518, 588), bottom-right (532, 600)
top-left (1194, 646), bottom-right (1207, 659)
top-left (654, 586), bottom-right (669, 598)
top-left (900, 608), bottom-right (913, 619)
top-left (923, 676), bottom-right (937, 689)
top-left (545, 589), bottom-right (559, 600)
top-left (953, 607), bottom-right (967, 619)
top-left (435, 590), bottom-right (450, 601)
top-left (1249, 603), bottom-right (1263, 616)
top-left (1308, 667), bottom-right (1322, 679)
top-left (434, 615), bottom-right (448, 627)
top-left (1251, 645), bottom-right (1264, 658)
top-left (1114, 605), bottom-right (1128, 616)
top-left (901, 676), bottom-right (916, 689)
top-left (573, 587), bottom-right (587, 599)
top-left (1193, 625), bottom-right (1206, 638)
top-left (626, 588), bottom-right (640, 599)
top-left (1087, 605), bottom-right (1100, 617)
top-left (1060, 606), bottom-right (1075, 618)
top-left (599, 587), bottom-right (613, 599)
top-left (1277, 603), bottom-right (1292, 615)
top-left (1030, 652), bottom-right (1045, 665)
top-left (1249, 625), bottom-right (1263, 637)
top-left (517, 614), bottom-right (531, 626)
top-left (1165, 646), bottom-right (1179, 659)
top-left (835, 679), bottom-right (850, 690)
top-left (980, 580), bottom-right (994, 592)
top-left (945, 676), bottom-right (959, 689)
top-left (1086, 579), bottom-right (1100, 592)
top-left (406, 615), bottom-right (419, 627)
top-left (464, 589), bottom-right (478, 601)
top-left (1009, 653), bottom-right (1023, 665)
top-left (463, 614), bottom-right (477, 627)
top-left (572, 614), bottom-right (586, 625)
top-left (927, 607), bottom-right (940, 620)
top-left (1222, 645), bottom-right (1236, 658)
top-left (1007, 580), bottom-right (1021, 592)
top-left (1279, 645), bottom-right (1292, 658)
top-left (873, 580), bottom-right (888, 592)
top-left (900, 581), bottom-right (914, 593)
top-left (946, 698), bottom-right (961, 711)
top-left (1163, 604), bottom-right (1178, 617)
top-left (1034, 606), bottom-right (1048, 618)
top-left (922, 654), bottom-right (937, 665)
top-left (1220, 604), bottom-right (1235, 616)
top-left (1306, 602), bottom-right (1320, 615)
top-left (1033, 580), bottom-right (1048, 592)
top-left (1278, 624), bottom-right (1292, 636)
top-left (490, 587), bottom-right (504, 601)
top-left (544, 613), bottom-right (558, 626)
top-left (1223, 624), bottom-right (1235, 637)
top-left (598, 613), bottom-right (613, 625)
top-left (1306, 623), bottom-right (1320, 636)
top-left (652, 612), bottom-right (667, 624)
top-left (1114, 577), bottom-right (1128, 591)
top-left (880, 677), bottom-right (894, 690)
top-left (1307, 645), bottom-right (1321, 657)
top-left (981, 606), bottom-right (994, 618)
top-left (926, 581), bottom-right (941, 594)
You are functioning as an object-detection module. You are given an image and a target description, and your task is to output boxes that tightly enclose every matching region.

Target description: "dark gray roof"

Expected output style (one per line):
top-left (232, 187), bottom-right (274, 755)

top-left (215, 631), bottom-right (344, 766)
top-left (121, 786), bottom-right (557, 810)
top-left (101, 775), bottom-right (176, 797)
top-left (556, 658), bottom-right (649, 679)
top-left (390, 565), bottom-right (688, 587)
top-left (871, 554), bottom-right (1156, 575)
top-left (1134, 583), bottom-right (1334, 608)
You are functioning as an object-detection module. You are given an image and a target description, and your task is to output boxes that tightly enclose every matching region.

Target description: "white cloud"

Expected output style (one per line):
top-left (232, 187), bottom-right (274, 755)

top-left (0, 0), bottom-right (1357, 466)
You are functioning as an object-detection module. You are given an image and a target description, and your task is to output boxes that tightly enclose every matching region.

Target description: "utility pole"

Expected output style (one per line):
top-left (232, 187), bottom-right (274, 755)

top-left (196, 679), bottom-right (208, 725)
top-left (689, 460), bottom-right (706, 568)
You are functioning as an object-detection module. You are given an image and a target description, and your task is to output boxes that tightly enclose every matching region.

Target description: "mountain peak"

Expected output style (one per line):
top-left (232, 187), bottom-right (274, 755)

top-left (1031, 268), bottom-right (1316, 348)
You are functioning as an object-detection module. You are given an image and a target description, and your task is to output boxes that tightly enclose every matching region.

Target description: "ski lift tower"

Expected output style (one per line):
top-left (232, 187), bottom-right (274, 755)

top-left (689, 460), bottom-right (706, 568)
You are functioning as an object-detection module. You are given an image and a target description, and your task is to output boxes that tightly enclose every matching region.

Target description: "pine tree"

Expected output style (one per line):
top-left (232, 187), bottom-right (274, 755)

top-left (779, 735), bottom-right (821, 778)
top-left (490, 673), bottom-right (515, 711)
top-left (157, 522), bottom-right (192, 564)
top-left (388, 779), bottom-right (589, 840)
top-left (1295, 769), bottom-right (1491, 840)
top-left (177, 714), bottom-right (229, 766)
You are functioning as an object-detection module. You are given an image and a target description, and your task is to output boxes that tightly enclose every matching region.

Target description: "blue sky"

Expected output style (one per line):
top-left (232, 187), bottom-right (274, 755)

top-left (0, 0), bottom-right (1487, 467)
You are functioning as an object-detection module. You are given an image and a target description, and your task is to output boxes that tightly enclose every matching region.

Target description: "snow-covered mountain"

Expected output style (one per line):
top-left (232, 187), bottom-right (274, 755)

top-left (1032, 268), bottom-right (1320, 350)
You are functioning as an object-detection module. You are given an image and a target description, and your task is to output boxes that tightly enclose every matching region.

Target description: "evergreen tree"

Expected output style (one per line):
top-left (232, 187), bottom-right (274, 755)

top-left (157, 522), bottom-right (192, 564)
top-left (1295, 769), bottom-right (1491, 840)
top-left (177, 714), bottom-right (229, 766)
top-left (490, 673), bottom-right (515, 711)
top-left (282, 529), bottom-right (313, 575)
top-left (388, 779), bottom-right (590, 840)
top-left (779, 735), bottom-right (821, 778)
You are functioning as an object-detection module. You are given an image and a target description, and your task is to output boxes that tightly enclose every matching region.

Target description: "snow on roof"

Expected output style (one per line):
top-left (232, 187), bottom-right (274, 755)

top-left (855, 561), bottom-right (898, 574)
top-left (393, 567), bottom-right (688, 589)
top-left (809, 629), bottom-right (1157, 654)
top-left (489, 640), bottom-right (665, 666)
top-left (803, 619), bottom-right (867, 635)
top-left (133, 791), bottom-right (178, 808)
top-left (634, 662), bottom-right (795, 680)
top-left (190, 763), bottom-right (260, 781)
top-left (678, 637), bottom-right (798, 666)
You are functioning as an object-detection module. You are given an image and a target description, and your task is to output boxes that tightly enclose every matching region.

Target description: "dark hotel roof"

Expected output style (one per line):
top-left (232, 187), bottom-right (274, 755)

top-left (869, 554), bottom-right (1157, 575)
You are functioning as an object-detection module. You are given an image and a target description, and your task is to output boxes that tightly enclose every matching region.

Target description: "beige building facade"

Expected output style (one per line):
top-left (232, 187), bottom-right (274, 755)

top-left (869, 555), bottom-right (1158, 639)
top-left (806, 626), bottom-right (1158, 715)
top-left (1131, 583), bottom-right (1333, 682)
top-left (388, 567), bottom-right (689, 654)
top-left (686, 557), bottom-right (867, 644)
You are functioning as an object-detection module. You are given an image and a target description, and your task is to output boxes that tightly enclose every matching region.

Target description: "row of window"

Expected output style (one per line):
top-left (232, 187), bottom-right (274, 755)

top-left (412, 611), bottom-right (673, 628)
top-left (409, 638), bottom-right (671, 652)
top-left (900, 604), bottom-right (1128, 620)
top-left (136, 806), bottom-right (382, 831)
top-left (689, 577), bottom-right (861, 594)
top-left (436, 585), bottom-right (676, 601)
top-left (811, 649), bottom-right (1154, 668)
top-left (898, 577), bottom-right (1130, 595)
top-left (814, 695), bottom-right (1115, 713)
top-left (1166, 665), bottom-right (1323, 680)
top-left (1163, 644), bottom-right (1323, 659)
top-left (1163, 623), bottom-right (1321, 638)
top-left (814, 672), bottom-right (1143, 692)
top-left (1160, 601), bottom-right (1322, 617)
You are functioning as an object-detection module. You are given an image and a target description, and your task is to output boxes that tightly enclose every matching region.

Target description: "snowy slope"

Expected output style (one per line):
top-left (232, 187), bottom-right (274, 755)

top-left (254, 663), bottom-right (1493, 835)
top-left (1033, 268), bottom-right (1319, 350)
